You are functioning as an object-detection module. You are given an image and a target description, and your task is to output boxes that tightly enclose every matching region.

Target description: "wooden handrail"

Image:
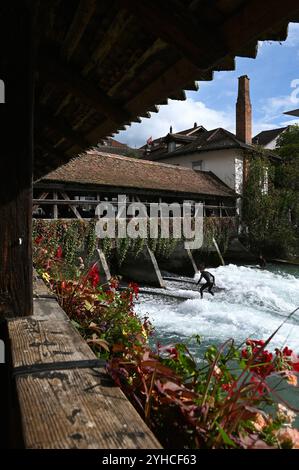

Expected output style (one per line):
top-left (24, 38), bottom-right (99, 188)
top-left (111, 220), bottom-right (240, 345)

top-left (7, 276), bottom-right (162, 449)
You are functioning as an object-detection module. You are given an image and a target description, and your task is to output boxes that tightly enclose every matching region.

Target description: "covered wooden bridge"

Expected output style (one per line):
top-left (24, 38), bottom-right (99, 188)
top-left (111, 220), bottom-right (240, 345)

top-left (1, 0), bottom-right (299, 449)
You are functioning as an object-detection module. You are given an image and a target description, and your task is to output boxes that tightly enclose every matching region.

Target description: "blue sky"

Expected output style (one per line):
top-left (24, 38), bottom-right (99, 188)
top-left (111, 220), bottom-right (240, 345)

top-left (117, 23), bottom-right (299, 148)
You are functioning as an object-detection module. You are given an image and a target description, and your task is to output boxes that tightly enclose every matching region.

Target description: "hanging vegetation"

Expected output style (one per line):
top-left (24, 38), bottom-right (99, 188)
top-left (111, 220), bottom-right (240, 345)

top-left (33, 216), bottom-right (237, 269)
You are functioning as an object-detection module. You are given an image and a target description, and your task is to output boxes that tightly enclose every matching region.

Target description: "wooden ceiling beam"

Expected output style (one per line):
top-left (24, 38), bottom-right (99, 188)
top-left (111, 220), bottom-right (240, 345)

top-left (119, 0), bottom-right (299, 70)
top-left (118, 0), bottom-right (228, 69)
top-left (37, 106), bottom-right (89, 149)
top-left (84, 57), bottom-right (213, 146)
top-left (39, 53), bottom-right (132, 124)
top-left (62, 0), bottom-right (97, 60)
top-left (36, 137), bottom-right (68, 167)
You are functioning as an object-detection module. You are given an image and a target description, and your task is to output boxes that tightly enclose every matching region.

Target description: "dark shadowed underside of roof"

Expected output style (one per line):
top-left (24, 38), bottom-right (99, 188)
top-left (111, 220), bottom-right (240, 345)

top-left (41, 151), bottom-right (236, 198)
top-left (31, 0), bottom-right (299, 179)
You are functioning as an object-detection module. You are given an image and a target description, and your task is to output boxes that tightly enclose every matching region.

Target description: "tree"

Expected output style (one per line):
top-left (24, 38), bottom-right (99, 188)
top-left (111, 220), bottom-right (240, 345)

top-left (275, 124), bottom-right (299, 192)
top-left (242, 150), bottom-right (298, 258)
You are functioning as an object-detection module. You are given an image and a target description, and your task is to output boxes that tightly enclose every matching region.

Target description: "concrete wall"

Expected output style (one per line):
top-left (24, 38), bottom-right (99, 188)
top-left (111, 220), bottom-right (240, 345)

top-left (118, 245), bottom-right (165, 287)
top-left (156, 241), bottom-right (198, 277)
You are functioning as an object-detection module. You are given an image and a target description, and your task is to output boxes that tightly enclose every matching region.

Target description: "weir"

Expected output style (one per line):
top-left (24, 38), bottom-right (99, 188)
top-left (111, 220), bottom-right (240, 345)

top-left (156, 241), bottom-right (198, 277)
top-left (116, 245), bottom-right (166, 288)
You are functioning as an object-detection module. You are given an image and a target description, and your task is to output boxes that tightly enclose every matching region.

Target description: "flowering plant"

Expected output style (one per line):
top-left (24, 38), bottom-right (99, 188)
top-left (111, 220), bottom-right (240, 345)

top-left (33, 234), bottom-right (299, 449)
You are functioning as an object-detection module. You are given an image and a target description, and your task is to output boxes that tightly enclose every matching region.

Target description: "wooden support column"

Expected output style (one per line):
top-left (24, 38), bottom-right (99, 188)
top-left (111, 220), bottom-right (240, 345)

top-left (0, 3), bottom-right (35, 317)
top-left (53, 192), bottom-right (58, 219)
top-left (61, 192), bottom-right (82, 219)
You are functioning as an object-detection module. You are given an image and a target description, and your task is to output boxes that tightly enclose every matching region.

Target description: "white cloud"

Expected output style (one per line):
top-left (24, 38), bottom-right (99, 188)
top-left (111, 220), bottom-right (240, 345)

top-left (263, 95), bottom-right (297, 115)
top-left (257, 87), bottom-right (299, 127)
top-left (279, 118), bottom-right (299, 126)
top-left (116, 98), bottom-right (235, 147)
top-left (252, 95), bottom-right (299, 136)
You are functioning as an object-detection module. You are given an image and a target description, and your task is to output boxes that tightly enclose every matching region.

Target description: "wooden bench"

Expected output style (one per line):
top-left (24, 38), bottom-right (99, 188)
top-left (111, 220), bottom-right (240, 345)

top-left (7, 285), bottom-right (161, 449)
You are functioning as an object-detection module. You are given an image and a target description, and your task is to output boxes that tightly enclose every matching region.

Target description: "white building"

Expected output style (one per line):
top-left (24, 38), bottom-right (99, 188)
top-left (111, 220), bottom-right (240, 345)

top-left (143, 77), bottom-right (279, 199)
top-left (252, 126), bottom-right (289, 149)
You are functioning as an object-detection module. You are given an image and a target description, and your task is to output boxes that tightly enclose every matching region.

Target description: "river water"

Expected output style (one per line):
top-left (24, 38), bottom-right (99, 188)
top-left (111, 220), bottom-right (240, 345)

top-left (135, 263), bottom-right (299, 356)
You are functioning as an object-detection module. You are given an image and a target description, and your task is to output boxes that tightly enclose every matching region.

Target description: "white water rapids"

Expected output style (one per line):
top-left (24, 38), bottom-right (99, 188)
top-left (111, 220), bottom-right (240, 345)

top-left (135, 264), bottom-right (299, 353)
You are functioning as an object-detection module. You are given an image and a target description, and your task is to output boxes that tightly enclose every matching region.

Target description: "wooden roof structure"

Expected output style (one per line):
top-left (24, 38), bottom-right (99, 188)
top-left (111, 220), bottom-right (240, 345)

top-left (39, 150), bottom-right (236, 198)
top-left (31, 0), bottom-right (299, 179)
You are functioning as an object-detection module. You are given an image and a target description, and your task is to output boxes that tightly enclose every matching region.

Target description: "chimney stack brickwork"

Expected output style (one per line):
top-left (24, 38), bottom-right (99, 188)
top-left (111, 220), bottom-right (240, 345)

top-left (236, 75), bottom-right (252, 144)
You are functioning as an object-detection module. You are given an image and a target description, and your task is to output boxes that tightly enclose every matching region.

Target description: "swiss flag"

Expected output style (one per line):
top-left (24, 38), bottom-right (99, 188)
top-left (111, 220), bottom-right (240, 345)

top-left (146, 136), bottom-right (153, 145)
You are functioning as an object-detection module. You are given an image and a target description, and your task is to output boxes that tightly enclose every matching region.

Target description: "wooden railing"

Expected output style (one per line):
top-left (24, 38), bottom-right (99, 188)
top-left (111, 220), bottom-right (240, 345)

top-left (6, 275), bottom-right (161, 449)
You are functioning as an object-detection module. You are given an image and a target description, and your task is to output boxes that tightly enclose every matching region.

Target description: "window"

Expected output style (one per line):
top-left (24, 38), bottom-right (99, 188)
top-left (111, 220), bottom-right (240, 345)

top-left (192, 160), bottom-right (203, 170)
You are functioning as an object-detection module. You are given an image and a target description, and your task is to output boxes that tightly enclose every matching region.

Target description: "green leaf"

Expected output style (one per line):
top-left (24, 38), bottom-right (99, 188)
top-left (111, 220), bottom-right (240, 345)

top-left (217, 425), bottom-right (237, 448)
top-left (71, 319), bottom-right (82, 330)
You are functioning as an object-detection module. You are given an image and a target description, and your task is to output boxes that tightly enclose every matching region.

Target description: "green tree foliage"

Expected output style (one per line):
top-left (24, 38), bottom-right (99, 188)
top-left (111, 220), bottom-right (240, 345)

top-left (275, 124), bottom-right (299, 193)
top-left (243, 143), bottom-right (298, 258)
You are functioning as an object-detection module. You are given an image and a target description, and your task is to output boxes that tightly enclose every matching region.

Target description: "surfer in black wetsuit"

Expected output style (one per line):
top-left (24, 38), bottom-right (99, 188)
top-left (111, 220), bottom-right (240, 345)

top-left (258, 253), bottom-right (267, 269)
top-left (196, 264), bottom-right (215, 299)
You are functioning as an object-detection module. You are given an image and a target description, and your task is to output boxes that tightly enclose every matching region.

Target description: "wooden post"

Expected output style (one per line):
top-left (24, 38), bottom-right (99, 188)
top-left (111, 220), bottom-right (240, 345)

top-left (61, 192), bottom-right (82, 219)
top-left (0, 3), bottom-right (34, 317)
top-left (53, 192), bottom-right (58, 219)
top-left (212, 237), bottom-right (225, 266)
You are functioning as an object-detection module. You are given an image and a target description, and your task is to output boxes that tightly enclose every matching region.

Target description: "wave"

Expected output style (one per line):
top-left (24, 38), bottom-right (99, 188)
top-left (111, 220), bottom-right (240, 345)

top-left (136, 264), bottom-right (299, 352)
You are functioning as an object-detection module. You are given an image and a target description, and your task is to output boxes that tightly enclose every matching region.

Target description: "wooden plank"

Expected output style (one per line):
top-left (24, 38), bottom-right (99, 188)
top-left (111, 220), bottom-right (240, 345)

top-left (33, 192), bottom-right (49, 212)
top-left (62, 0), bottom-right (97, 60)
top-left (40, 53), bottom-right (132, 124)
top-left (8, 279), bottom-right (161, 449)
top-left (86, 57), bottom-right (212, 144)
top-left (61, 191), bottom-right (82, 219)
top-left (53, 191), bottom-right (58, 219)
top-left (38, 106), bottom-right (89, 149)
top-left (0, 2), bottom-right (34, 317)
top-left (33, 298), bottom-right (70, 321)
top-left (33, 199), bottom-right (100, 206)
top-left (8, 314), bottom-right (96, 369)
top-left (17, 367), bottom-right (161, 449)
top-left (33, 270), bottom-right (56, 299)
top-left (120, 0), bottom-right (299, 71)
top-left (118, 0), bottom-right (226, 70)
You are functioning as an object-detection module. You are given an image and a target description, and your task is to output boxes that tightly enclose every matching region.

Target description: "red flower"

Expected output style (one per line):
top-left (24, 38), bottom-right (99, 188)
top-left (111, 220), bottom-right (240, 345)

top-left (55, 246), bottom-right (63, 259)
top-left (283, 347), bottom-right (293, 357)
top-left (34, 235), bottom-right (43, 245)
top-left (87, 264), bottom-right (100, 287)
top-left (221, 382), bottom-right (237, 393)
top-left (241, 348), bottom-right (249, 359)
top-left (165, 346), bottom-right (179, 360)
top-left (128, 282), bottom-right (139, 298)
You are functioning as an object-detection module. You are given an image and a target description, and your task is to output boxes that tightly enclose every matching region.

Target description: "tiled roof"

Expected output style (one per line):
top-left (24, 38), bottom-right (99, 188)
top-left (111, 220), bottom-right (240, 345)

top-left (41, 150), bottom-right (236, 198)
top-left (252, 127), bottom-right (288, 146)
top-left (148, 128), bottom-right (280, 161)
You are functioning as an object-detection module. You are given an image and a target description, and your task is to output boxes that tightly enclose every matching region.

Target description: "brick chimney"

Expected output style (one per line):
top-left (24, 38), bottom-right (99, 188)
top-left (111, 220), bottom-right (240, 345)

top-left (236, 75), bottom-right (252, 144)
